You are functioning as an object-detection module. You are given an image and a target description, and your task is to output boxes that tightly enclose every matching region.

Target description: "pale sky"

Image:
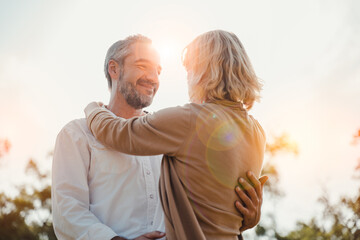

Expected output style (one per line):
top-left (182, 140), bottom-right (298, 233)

top-left (0, 0), bottom-right (359, 234)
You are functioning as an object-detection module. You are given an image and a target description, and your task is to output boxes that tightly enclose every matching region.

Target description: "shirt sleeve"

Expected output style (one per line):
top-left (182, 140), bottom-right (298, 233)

top-left (51, 124), bottom-right (118, 240)
top-left (84, 103), bottom-right (191, 156)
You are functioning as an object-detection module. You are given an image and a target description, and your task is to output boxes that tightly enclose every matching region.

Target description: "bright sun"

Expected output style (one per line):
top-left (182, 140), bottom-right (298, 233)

top-left (153, 41), bottom-right (182, 65)
top-left (157, 44), bottom-right (173, 61)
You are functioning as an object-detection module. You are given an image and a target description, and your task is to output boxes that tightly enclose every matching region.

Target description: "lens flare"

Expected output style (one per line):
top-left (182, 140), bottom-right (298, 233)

top-left (195, 107), bottom-right (245, 151)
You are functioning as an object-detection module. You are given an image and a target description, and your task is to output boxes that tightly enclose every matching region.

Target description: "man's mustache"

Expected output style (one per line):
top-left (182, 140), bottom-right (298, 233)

top-left (137, 79), bottom-right (157, 87)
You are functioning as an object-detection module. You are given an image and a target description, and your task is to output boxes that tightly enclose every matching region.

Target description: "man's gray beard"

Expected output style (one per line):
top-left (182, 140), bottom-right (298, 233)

top-left (118, 80), bottom-right (153, 110)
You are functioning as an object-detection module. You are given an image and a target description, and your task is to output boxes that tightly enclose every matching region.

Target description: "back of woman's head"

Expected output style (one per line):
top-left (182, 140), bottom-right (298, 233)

top-left (182, 30), bottom-right (262, 110)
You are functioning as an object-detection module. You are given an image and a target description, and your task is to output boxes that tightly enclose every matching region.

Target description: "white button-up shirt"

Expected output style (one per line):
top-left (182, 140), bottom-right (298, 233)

top-left (52, 119), bottom-right (165, 240)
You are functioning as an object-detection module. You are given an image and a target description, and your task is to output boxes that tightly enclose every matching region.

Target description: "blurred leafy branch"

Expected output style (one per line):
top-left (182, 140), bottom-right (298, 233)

top-left (0, 139), bottom-right (11, 158)
top-left (276, 130), bottom-right (360, 240)
top-left (263, 133), bottom-right (299, 198)
top-left (252, 133), bottom-right (299, 237)
top-left (0, 140), bottom-right (55, 240)
top-left (253, 130), bottom-right (360, 240)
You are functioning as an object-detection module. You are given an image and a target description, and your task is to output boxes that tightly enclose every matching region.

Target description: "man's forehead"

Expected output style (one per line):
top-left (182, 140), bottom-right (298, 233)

top-left (129, 42), bottom-right (160, 65)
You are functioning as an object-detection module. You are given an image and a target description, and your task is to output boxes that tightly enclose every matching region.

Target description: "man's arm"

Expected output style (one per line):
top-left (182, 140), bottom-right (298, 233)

top-left (235, 171), bottom-right (268, 233)
top-left (52, 124), bottom-right (117, 240)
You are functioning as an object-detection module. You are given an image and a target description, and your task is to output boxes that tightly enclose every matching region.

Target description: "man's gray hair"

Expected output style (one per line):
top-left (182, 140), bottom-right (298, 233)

top-left (104, 35), bottom-right (152, 89)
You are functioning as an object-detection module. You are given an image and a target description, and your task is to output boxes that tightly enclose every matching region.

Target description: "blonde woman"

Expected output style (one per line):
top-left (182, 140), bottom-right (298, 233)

top-left (85, 30), bottom-right (265, 240)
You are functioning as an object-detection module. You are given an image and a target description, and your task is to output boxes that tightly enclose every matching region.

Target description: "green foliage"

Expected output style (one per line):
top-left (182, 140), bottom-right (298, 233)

top-left (278, 130), bottom-right (360, 240)
top-left (263, 134), bottom-right (299, 198)
top-left (0, 157), bottom-right (55, 240)
top-left (271, 130), bottom-right (360, 240)
top-left (250, 134), bottom-right (299, 238)
top-left (279, 191), bottom-right (360, 239)
top-left (278, 177), bottom-right (360, 240)
top-left (250, 131), bottom-right (360, 239)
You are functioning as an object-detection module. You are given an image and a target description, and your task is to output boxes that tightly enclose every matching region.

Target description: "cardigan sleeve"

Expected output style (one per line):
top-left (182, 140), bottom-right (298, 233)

top-left (85, 102), bottom-right (191, 156)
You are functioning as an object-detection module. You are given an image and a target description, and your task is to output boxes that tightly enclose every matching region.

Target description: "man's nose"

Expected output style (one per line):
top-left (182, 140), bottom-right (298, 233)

top-left (146, 69), bottom-right (159, 84)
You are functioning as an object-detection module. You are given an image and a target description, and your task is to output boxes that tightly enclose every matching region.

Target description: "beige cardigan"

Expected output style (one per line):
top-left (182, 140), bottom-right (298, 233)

top-left (85, 101), bottom-right (265, 240)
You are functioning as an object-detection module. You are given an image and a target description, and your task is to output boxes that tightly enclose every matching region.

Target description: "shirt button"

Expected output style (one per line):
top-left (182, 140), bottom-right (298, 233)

top-left (146, 171), bottom-right (151, 175)
top-left (150, 194), bottom-right (154, 199)
top-left (151, 221), bottom-right (154, 225)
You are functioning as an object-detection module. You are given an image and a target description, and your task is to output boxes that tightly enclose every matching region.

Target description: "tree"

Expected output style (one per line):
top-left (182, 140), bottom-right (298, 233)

top-left (0, 140), bottom-right (55, 240)
top-left (274, 130), bottom-right (360, 240)
top-left (247, 130), bottom-right (360, 239)
top-left (244, 133), bottom-right (299, 239)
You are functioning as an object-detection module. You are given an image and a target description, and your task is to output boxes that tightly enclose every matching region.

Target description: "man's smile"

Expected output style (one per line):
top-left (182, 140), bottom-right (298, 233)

top-left (137, 80), bottom-right (157, 95)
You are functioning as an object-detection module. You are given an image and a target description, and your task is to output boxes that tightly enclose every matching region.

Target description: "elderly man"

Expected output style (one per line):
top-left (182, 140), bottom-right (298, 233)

top-left (52, 35), bottom-right (266, 240)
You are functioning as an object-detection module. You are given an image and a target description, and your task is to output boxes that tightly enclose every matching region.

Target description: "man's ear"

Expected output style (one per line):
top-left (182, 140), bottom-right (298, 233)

top-left (108, 59), bottom-right (120, 80)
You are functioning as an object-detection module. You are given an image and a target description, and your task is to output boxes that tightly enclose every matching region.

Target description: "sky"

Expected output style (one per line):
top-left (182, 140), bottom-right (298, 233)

top-left (0, 0), bottom-right (359, 234)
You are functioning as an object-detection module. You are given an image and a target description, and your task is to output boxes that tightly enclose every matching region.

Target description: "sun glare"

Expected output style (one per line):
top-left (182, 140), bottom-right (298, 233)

top-left (153, 41), bottom-right (182, 65)
top-left (159, 44), bottom-right (173, 60)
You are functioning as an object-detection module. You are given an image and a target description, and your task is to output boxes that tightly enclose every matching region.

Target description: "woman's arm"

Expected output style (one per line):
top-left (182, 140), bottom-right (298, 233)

top-left (85, 102), bottom-right (191, 156)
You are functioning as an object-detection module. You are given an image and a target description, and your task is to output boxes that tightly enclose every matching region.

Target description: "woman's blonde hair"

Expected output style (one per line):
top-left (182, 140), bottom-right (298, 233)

top-left (182, 30), bottom-right (262, 110)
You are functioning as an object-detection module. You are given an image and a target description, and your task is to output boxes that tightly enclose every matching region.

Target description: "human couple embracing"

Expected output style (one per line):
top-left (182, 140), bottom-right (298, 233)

top-left (52, 30), bottom-right (268, 240)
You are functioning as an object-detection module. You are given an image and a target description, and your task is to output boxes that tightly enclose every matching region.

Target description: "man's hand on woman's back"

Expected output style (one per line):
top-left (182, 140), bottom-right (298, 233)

top-left (234, 171), bottom-right (268, 232)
